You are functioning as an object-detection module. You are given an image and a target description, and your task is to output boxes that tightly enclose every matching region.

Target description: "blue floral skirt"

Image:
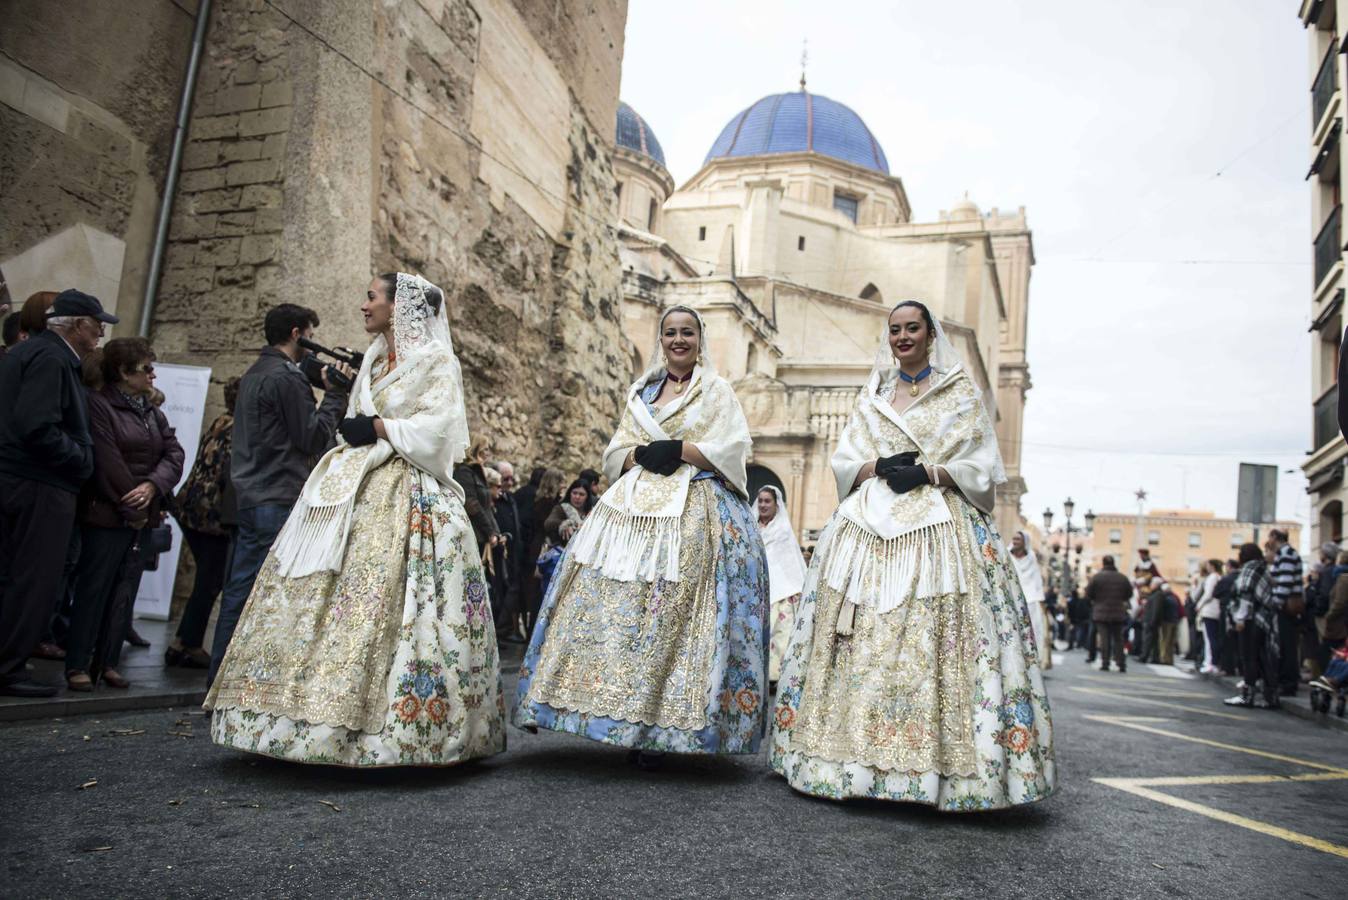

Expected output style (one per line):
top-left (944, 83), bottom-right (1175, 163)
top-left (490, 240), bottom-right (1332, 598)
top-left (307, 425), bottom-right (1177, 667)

top-left (512, 479), bottom-right (769, 753)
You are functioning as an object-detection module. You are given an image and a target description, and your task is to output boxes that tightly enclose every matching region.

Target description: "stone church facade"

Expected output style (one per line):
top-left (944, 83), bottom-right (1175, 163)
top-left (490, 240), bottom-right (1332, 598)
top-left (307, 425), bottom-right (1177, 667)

top-left (612, 92), bottom-right (1035, 542)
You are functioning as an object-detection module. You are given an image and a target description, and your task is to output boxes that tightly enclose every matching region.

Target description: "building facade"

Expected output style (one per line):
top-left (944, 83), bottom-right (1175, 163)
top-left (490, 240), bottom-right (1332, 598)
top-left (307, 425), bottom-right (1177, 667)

top-left (612, 88), bottom-right (1035, 542)
top-left (1052, 510), bottom-right (1302, 594)
top-left (1301, 0), bottom-right (1348, 546)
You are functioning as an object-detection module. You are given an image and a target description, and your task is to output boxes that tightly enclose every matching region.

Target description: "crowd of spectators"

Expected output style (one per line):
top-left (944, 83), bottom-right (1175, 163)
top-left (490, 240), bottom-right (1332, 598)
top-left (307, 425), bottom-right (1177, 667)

top-left (0, 289), bottom-right (184, 697)
top-left (1042, 530), bottom-right (1347, 712)
top-left (0, 289), bottom-right (609, 697)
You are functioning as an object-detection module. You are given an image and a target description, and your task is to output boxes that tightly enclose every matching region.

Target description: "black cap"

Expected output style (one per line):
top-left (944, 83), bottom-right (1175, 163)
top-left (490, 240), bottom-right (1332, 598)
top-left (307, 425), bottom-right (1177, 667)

top-left (48, 289), bottom-right (119, 324)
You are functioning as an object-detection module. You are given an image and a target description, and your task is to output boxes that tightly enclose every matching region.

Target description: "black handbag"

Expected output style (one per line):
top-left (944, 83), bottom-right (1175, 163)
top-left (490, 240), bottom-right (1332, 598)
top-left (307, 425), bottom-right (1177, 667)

top-left (141, 524), bottom-right (172, 571)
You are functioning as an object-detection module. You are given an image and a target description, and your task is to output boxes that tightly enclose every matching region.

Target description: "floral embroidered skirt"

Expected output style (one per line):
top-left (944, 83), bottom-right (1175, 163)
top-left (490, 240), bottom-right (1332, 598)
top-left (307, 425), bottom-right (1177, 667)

top-left (770, 493), bottom-right (1056, 810)
top-left (512, 478), bottom-right (769, 754)
top-left (206, 459), bottom-right (506, 767)
top-left (769, 593), bottom-right (800, 683)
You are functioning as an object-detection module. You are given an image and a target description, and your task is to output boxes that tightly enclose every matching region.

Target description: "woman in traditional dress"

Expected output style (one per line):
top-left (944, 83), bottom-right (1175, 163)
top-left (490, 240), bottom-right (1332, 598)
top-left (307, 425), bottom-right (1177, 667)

top-left (513, 306), bottom-right (769, 761)
top-left (757, 486), bottom-right (806, 688)
top-left (770, 300), bottom-right (1056, 811)
top-left (1011, 530), bottom-right (1051, 670)
top-left (205, 272), bottom-right (505, 767)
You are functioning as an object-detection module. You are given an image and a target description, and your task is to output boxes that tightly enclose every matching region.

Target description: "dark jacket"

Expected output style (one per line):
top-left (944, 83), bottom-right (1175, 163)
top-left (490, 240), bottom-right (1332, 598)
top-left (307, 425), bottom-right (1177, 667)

top-left (0, 329), bottom-right (93, 493)
top-left (1068, 594), bottom-right (1091, 624)
top-left (1163, 590), bottom-right (1181, 624)
top-left (82, 386), bottom-right (185, 530)
top-left (1326, 571), bottom-right (1348, 642)
top-left (454, 462), bottom-right (499, 546)
top-left (494, 490), bottom-right (523, 586)
top-left (230, 347), bottom-right (346, 510)
top-left (1086, 565), bottom-right (1132, 623)
top-left (513, 482), bottom-right (537, 560)
top-left (544, 501), bottom-right (585, 546)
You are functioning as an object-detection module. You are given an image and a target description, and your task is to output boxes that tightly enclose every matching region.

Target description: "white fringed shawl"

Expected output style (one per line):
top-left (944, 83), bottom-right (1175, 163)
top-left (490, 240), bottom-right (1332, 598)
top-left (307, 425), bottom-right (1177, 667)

top-left (825, 364), bottom-right (1005, 620)
top-left (271, 336), bottom-right (466, 578)
top-left (569, 366), bottom-right (751, 583)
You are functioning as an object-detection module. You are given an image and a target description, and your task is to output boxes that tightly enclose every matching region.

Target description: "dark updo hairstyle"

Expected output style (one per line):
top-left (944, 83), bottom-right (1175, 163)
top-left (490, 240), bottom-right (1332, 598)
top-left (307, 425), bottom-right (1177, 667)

top-left (889, 300), bottom-right (936, 335)
top-left (379, 273), bottom-right (443, 313)
top-left (1237, 542), bottom-right (1263, 565)
top-left (100, 337), bottom-right (155, 385)
top-left (566, 479), bottom-right (594, 511)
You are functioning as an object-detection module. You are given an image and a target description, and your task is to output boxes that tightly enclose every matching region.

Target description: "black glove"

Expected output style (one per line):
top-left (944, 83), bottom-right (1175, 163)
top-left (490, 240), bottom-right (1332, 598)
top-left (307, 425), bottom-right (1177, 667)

top-left (338, 415), bottom-right (379, 447)
top-left (633, 440), bottom-right (684, 476)
top-left (876, 452), bottom-right (918, 475)
top-left (883, 464), bottom-right (929, 495)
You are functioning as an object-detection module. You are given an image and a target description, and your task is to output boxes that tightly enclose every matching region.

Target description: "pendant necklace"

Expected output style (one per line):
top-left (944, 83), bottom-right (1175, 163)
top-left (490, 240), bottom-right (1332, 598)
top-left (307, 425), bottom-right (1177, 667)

top-left (899, 365), bottom-right (932, 397)
top-left (667, 369), bottom-right (693, 395)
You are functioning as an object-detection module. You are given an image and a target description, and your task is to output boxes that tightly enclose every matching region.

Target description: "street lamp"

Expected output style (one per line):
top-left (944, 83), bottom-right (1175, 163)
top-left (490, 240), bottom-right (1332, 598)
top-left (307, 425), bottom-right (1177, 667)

top-left (1043, 499), bottom-right (1095, 596)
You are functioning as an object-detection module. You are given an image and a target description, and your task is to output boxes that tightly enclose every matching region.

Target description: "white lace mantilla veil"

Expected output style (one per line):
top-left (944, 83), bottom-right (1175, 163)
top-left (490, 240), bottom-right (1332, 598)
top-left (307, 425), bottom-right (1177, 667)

top-left (272, 272), bottom-right (470, 577)
top-left (818, 300), bottom-right (1008, 619)
top-left (383, 272), bottom-right (470, 469)
top-left (832, 302), bottom-right (1007, 512)
top-left (579, 304), bottom-right (752, 582)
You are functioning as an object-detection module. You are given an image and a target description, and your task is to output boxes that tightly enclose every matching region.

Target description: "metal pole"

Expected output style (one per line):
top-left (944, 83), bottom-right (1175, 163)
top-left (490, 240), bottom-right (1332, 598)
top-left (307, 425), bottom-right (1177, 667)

top-left (138, 0), bottom-right (213, 337)
top-left (1063, 521), bottom-right (1073, 595)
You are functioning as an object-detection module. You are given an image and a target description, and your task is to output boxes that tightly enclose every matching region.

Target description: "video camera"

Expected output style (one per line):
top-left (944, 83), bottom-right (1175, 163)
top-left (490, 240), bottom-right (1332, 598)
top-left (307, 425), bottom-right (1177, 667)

top-left (297, 337), bottom-right (364, 391)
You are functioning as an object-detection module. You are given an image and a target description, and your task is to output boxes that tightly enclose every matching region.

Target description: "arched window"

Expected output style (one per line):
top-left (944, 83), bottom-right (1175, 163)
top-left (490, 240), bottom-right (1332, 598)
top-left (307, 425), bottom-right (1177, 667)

top-left (746, 464), bottom-right (786, 505)
top-left (860, 283), bottom-right (882, 303)
top-left (1322, 500), bottom-right (1343, 543)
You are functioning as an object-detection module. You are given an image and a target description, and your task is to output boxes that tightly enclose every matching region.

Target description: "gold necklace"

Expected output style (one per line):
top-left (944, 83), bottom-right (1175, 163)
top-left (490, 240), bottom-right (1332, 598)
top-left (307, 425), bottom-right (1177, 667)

top-left (667, 369), bottom-right (693, 395)
top-left (899, 365), bottom-right (932, 397)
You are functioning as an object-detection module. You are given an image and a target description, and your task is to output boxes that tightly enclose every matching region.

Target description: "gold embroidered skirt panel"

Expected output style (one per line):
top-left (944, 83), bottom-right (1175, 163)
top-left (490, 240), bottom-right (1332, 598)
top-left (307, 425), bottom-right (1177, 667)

top-left (207, 460), bottom-right (411, 734)
top-left (526, 480), bottom-right (722, 731)
top-left (795, 493), bottom-right (981, 777)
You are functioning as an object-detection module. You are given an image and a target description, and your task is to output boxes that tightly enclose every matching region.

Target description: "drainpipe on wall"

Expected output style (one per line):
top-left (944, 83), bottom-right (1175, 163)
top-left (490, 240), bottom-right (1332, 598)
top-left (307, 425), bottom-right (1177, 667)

top-left (138, 0), bottom-right (213, 337)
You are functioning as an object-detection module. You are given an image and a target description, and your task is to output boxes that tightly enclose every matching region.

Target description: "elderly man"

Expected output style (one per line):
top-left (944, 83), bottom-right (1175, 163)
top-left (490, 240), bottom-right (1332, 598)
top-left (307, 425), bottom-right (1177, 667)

top-left (0, 290), bottom-right (113, 696)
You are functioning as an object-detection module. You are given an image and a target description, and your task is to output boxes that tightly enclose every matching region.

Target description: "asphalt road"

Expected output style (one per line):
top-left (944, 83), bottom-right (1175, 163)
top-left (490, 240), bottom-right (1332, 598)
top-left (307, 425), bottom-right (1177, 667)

top-left (3, 651), bottom-right (1346, 898)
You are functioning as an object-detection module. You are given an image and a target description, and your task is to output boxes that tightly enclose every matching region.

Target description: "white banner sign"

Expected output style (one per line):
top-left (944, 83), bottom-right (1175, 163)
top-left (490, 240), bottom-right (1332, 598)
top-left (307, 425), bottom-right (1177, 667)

top-left (135, 363), bottom-right (212, 621)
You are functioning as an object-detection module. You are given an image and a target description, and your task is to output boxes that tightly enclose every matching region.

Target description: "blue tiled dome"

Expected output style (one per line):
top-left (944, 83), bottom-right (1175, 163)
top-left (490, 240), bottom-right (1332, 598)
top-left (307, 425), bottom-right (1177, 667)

top-left (705, 90), bottom-right (889, 174)
top-left (615, 101), bottom-right (666, 168)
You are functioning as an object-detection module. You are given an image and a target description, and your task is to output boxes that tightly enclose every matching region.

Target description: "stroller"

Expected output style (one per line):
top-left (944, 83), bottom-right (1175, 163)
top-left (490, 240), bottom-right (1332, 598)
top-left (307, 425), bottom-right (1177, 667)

top-left (1309, 642), bottom-right (1348, 717)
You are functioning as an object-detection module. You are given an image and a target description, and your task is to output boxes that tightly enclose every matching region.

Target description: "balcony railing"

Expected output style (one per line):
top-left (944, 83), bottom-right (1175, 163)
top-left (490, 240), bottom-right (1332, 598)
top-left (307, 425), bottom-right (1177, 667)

top-left (1315, 204), bottom-right (1342, 288)
top-left (1314, 40), bottom-right (1339, 130)
top-left (1315, 382), bottom-right (1340, 451)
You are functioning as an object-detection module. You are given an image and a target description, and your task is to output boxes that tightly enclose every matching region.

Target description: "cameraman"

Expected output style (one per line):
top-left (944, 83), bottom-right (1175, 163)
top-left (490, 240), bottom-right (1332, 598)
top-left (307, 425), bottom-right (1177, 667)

top-left (207, 303), bottom-right (354, 685)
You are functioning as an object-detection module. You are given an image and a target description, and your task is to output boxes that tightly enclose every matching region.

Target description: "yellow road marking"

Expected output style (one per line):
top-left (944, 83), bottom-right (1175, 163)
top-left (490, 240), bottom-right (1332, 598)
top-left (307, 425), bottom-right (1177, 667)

top-left (1071, 686), bottom-right (1250, 720)
top-left (1083, 715), bottom-right (1348, 773)
top-left (1108, 773), bottom-right (1348, 787)
top-left (1095, 778), bottom-right (1348, 859)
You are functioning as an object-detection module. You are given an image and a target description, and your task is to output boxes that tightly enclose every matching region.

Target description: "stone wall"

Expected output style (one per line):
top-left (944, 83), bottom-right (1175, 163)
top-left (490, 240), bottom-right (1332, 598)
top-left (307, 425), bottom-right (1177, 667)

top-left (368, 0), bottom-right (630, 469)
top-left (151, 0), bottom-right (630, 472)
top-left (0, 0), bottom-right (195, 318)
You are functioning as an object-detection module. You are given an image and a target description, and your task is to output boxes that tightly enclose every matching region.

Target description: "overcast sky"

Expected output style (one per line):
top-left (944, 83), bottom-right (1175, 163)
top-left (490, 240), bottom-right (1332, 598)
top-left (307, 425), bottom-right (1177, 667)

top-left (620, 0), bottom-right (1314, 532)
